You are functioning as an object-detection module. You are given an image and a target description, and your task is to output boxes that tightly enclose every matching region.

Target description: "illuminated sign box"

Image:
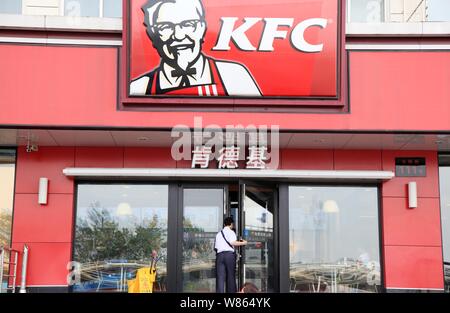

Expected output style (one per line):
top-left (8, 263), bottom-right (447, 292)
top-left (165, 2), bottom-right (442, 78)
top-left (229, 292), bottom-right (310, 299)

top-left (120, 0), bottom-right (347, 111)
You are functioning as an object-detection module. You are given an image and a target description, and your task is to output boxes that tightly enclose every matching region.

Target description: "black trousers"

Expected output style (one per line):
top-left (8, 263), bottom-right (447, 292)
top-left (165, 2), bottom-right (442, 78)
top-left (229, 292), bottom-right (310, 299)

top-left (215, 251), bottom-right (237, 293)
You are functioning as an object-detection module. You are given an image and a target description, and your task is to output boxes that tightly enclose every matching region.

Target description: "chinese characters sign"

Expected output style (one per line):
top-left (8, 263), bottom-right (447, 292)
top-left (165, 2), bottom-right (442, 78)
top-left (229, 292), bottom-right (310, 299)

top-left (192, 146), bottom-right (269, 169)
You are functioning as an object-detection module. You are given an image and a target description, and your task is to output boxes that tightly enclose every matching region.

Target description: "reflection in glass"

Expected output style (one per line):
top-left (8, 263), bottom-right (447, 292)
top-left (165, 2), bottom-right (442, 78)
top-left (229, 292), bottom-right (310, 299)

top-left (439, 166), bottom-right (450, 293)
top-left (182, 188), bottom-right (223, 292)
top-left (243, 185), bottom-right (275, 292)
top-left (103, 0), bottom-right (122, 18)
top-left (427, 0), bottom-right (450, 22)
top-left (65, 0), bottom-right (100, 17)
top-left (0, 149), bottom-right (16, 293)
top-left (289, 186), bottom-right (381, 293)
top-left (0, 0), bottom-right (21, 14)
top-left (73, 184), bottom-right (168, 292)
top-left (349, 0), bottom-right (385, 23)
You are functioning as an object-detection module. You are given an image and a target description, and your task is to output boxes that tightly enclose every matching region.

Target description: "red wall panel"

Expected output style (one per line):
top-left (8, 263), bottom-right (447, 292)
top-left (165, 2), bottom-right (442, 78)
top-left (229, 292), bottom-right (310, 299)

top-left (0, 46), bottom-right (450, 132)
top-left (0, 45), bottom-right (118, 128)
top-left (281, 149), bottom-right (334, 170)
top-left (12, 194), bottom-right (74, 243)
top-left (11, 242), bottom-right (71, 286)
top-left (75, 147), bottom-right (124, 168)
top-left (382, 197), bottom-right (442, 247)
top-left (382, 150), bottom-right (439, 198)
top-left (15, 147), bottom-right (74, 194)
top-left (384, 246), bottom-right (444, 290)
top-left (124, 147), bottom-right (176, 168)
top-left (334, 150), bottom-right (382, 170)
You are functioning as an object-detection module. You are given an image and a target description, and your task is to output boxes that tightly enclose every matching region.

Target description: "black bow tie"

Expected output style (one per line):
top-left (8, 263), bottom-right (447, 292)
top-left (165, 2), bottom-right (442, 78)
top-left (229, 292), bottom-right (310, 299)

top-left (171, 68), bottom-right (197, 87)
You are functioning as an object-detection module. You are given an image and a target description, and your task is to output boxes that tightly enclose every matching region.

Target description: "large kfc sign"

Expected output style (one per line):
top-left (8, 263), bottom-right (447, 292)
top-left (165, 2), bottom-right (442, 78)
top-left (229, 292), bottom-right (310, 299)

top-left (121, 0), bottom-right (347, 109)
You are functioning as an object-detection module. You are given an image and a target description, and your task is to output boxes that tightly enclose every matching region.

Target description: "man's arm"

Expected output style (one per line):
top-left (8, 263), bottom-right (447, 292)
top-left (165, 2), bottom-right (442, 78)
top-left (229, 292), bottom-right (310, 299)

top-left (231, 240), bottom-right (248, 247)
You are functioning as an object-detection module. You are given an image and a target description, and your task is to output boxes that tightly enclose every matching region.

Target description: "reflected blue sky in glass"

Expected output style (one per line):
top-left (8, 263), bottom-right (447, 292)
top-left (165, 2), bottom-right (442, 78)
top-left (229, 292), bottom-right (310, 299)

top-left (104, 0), bottom-right (122, 18)
top-left (0, 0), bottom-right (21, 14)
top-left (349, 0), bottom-right (385, 23)
top-left (76, 184), bottom-right (168, 230)
top-left (439, 167), bottom-right (450, 262)
top-left (427, 0), bottom-right (450, 21)
top-left (183, 189), bottom-right (223, 233)
top-left (65, 0), bottom-right (100, 17)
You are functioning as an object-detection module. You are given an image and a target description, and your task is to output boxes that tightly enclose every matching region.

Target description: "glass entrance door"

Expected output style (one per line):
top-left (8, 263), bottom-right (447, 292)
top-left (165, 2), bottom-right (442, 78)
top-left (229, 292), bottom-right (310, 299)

top-left (181, 186), bottom-right (226, 292)
top-left (178, 183), bottom-right (277, 293)
top-left (239, 182), bottom-right (277, 292)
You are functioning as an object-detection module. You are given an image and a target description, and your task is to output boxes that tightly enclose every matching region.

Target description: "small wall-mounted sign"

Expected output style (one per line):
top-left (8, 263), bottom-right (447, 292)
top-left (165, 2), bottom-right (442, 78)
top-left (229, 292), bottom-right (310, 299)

top-left (395, 157), bottom-right (426, 177)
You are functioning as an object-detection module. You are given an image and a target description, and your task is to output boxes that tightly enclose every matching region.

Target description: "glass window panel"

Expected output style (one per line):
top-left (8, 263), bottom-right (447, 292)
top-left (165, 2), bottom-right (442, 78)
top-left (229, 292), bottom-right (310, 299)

top-left (243, 185), bottom-right (275, 292)
top-left (427, 0), bottom-right (450, 22)
top-left (65, 0), bottom-right (100, 17)
top-left (103, 0), bottom-right (122, 18)
top-left (182, 188), bottom-right (223, 292)
top-left (349, 0), bottom-right (385, 23)
top-left (0, 0), bottom-right (22, 14)
top-left (73, 184), bottom-right (168, 292)
top-left (289, 186), bottom-right (381, 293)
top-left (0, 149), bottom-right (16, 293)
top-left (439, 166), bottom-right (450, 293)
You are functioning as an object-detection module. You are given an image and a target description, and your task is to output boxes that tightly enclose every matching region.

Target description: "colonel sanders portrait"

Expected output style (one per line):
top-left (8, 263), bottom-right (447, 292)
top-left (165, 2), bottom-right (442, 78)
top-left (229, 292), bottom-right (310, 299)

top-left (130, 0), bottom-right (262, 97)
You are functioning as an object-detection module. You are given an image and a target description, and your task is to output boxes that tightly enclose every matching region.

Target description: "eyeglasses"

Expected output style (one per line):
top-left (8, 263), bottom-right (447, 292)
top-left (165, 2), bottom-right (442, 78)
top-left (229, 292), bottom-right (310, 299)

top-left (153, 19), bottom-right (202, 37)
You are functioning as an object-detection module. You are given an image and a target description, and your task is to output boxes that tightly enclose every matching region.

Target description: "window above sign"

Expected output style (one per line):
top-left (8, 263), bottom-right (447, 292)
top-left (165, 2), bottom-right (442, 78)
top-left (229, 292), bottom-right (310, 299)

top-left (0, 0), bottom-right (122, 18)
top-left (3, 1), bottom-right (450, 23)
top-left (347, 0), bottom-right (450, 23)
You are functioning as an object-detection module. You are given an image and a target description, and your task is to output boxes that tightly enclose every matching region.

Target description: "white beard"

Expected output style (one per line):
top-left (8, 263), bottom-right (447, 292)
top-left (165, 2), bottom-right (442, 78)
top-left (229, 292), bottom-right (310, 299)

top-left (175, 48), bottom-right (196, 70)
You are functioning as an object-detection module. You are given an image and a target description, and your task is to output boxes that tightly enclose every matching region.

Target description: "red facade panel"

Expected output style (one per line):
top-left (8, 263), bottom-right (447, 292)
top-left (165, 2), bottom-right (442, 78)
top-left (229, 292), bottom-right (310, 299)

top-left (75, 147), bottom-right (124, 168)
top-left (280, 149), bottom-right (334, 170)
top-left (384, 245), bottom-right (444, 290)
top-left (0, 46), bottom-right (450, 132)
top-left (15, 147), bottom-right (74, 194)
top-left (382, 197), bottom-right (442, 247)
top-left (0, 45), bottom-right (118, 127)
top-left (349, 52), bottom-right (450, 131)
top-left (334, 150), bottom-right (382, 170)
top-left (12, 194), bottom-right (74, 243)
top-left (124, 147), bottom-right (176, 168)
top-left (381, 150), bottom-right (439, 198)
top-left (11, 242), bottom-right (71, 286)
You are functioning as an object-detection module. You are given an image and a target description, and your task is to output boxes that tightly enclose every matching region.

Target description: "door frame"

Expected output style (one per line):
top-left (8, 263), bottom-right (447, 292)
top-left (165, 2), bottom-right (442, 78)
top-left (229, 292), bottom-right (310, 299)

top-left (174, 183), bottom-right (229, 293)
top-left (238, 179), bottom-right (280, 292)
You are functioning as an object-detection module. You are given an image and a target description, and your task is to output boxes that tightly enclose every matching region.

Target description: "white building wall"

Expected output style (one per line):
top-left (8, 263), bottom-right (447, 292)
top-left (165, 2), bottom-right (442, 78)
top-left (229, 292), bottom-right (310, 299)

top-left (22, 0), bottom-right (60, 16)
top-left (388, 0), bottom-right (426, 23)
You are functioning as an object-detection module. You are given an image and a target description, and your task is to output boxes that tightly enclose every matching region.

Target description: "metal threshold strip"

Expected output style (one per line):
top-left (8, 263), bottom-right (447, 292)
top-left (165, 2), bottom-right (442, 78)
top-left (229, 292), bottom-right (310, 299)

top-left (63, 168), bottom-right (395, 181)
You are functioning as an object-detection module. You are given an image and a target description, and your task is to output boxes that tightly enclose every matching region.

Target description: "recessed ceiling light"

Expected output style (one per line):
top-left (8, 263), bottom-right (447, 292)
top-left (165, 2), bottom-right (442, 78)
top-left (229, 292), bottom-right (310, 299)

top-left (137, 136), bottom-right (150, 141)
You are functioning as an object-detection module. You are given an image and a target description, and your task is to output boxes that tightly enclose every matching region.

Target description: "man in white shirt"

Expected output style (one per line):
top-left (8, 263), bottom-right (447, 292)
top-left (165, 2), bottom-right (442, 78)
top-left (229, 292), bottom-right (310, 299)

top-left (214, 216), bottom-right (247, 293)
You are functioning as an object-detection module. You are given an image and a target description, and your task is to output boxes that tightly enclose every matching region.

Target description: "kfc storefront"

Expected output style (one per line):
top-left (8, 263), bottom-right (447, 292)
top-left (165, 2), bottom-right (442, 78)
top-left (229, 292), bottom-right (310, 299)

top-left (0, 0), bottom-right (449, 294)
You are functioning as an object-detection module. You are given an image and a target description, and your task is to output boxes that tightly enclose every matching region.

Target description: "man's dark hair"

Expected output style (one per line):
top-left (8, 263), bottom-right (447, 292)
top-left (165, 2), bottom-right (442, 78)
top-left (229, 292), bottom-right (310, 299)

top-left (240, 282), bottom-right (259, 293)
top-left (224, 217), bottom-right (234, 226)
